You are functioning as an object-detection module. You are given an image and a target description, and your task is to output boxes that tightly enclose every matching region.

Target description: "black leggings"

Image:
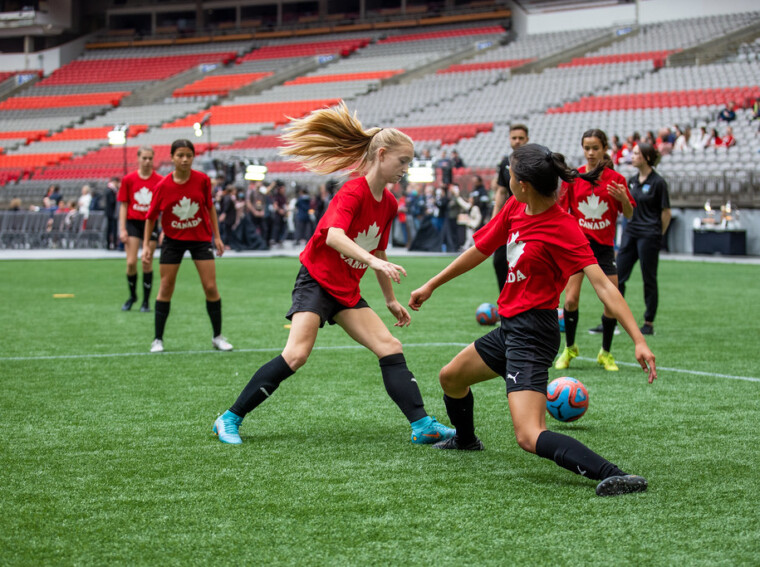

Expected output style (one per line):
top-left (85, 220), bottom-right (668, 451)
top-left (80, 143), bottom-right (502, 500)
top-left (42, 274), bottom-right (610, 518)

top-left (616, 231), bottom-right (661, 323)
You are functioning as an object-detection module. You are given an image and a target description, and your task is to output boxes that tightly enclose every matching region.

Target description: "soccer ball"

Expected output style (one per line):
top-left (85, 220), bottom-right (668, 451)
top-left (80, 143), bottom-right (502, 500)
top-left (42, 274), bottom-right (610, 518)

top-left (546, 377), bottom-right (588, 422)
top-left (476, 302), bottom-right (498, 325)
top-left (557, 308), bottom-right (565, 332)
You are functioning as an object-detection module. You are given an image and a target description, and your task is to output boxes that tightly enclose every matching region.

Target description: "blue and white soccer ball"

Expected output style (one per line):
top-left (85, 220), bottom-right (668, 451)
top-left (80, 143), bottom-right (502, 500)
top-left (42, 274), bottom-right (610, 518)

top-left (476, 302), bottom-right (499, 325)
top-left (546, 377), bottom-right (589, 422)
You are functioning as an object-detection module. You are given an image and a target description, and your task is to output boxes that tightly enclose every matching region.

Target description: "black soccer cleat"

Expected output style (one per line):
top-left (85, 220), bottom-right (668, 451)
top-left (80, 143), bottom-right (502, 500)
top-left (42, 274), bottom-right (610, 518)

top-left (596, 474), bottom-right (648, 496)
top-left (433, 435), bottom-right (484, 451)
top-left (140, 301), bottom-right (151, 313)
top-left (121, 297), bottom-right (136, 311)
top-left (640, 323), bottom-right (654, 335)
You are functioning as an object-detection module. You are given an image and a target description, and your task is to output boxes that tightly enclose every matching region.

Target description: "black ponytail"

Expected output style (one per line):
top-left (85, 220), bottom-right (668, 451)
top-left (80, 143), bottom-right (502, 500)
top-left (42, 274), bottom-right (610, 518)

top-left (512, 144), bottom-right (585, 197)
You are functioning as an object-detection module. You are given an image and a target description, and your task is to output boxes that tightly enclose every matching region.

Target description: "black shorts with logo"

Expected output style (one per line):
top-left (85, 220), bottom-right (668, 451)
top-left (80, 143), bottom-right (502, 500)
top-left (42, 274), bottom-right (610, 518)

top-left (126, 218), bottom-right (159, 241)
top-left (474, 308), bottom-right (560, 395)
top-left (159, 236), bottom-right (215, 264)
top-left (588, 236), bottom-right (617, 276)
top-left (286, 265), bottom-right (369, 328)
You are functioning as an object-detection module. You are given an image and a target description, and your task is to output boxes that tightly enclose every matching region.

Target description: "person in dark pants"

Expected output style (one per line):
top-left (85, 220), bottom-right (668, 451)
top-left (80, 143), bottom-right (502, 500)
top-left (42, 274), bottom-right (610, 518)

top-left (409, 143), bottom-right (656, 497)
top-left (105, 177), bottom-right (120, 250)
top-left (615, 143), bottom-right (671, 336)
top-left (492, 124), bottom-right (529, 291)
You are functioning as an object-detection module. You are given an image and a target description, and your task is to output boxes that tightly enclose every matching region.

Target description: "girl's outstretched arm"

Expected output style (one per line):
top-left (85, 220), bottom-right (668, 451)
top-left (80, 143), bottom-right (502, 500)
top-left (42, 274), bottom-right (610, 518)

top-left (409, 246), bottom-right (488, 311)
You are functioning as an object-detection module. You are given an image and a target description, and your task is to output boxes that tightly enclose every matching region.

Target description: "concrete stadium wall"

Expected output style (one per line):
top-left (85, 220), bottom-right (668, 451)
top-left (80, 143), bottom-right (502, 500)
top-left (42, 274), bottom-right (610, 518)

top-left (508, 0), bottom-right (760, 35)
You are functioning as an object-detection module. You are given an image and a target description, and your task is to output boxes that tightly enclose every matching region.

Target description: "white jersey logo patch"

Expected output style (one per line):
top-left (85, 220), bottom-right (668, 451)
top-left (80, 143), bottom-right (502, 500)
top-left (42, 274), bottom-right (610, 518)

top-left (341, 222), bottom-right (381, 270)
top-left (578, 194), bottom-right (608, 220)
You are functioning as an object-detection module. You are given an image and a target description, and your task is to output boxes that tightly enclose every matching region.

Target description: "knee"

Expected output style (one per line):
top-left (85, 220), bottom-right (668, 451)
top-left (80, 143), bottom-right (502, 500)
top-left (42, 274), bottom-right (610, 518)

top-left (513, 427), bottom-right (539, 454)
top-left (126, 260), bottom-right (137, 273)
top-left (375, 336), bottom-right (402, 359)
top-left (438, 362), bottom-right (463, 394)
top-left (282, 348), bottom-right (310, 371)
top-left (203, 282), bottom-right (219, 299)
top-left (140, 258), bottom-right (151, 272)
top-left (563, 296), bottom-right (579, 311)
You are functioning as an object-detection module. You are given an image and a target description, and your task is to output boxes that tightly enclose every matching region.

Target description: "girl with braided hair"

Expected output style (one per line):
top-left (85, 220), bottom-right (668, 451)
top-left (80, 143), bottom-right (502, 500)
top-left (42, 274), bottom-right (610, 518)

top-left (409, 143), bottom-right (656, 496)
top-left (214, 102), bottom-right (454, 446)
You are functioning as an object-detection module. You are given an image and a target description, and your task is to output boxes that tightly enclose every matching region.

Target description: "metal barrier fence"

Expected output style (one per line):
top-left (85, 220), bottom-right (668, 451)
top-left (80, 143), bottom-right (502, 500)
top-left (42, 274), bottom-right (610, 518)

top-left (0, 210), bottom-right (107, 249)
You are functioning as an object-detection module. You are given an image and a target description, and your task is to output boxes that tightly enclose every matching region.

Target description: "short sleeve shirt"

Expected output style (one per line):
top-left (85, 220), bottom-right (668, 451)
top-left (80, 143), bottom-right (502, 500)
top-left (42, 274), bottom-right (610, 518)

top-left (117, 171), bottom-right (164, 221)
top-left (496, 155), bottom-right (511, 193)
top-left (558, 166), bottom-right (635, 246)
top-left (625, 170), bottom-right (671, 238)
top-left (300, 177), bottom-right (397, 307)
top-left (146, 170), bottom-right (214, 241)
top-left (474, 197), bottom-right (597, 319)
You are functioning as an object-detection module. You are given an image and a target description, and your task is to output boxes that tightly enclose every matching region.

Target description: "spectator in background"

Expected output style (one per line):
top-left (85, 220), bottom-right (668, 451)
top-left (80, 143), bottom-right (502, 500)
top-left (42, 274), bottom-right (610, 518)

top-left (709, 128), bottom-right (721, 147)
top-left (443, 184), bottom-right (469, 252)
top-left (469, 174), bottom-right (490, 230)
top-left (105, 177), bottom-right (120, 250)
top-left (435, 150), bottom-right (453, 186)
top-left (77, 185), bottom-right (92, 222)
top-left (656, 127), bottom-right (673, 156)
top-left (717, 101), bottom-right (736, 123)
top-left (294, 186), bottom-right (315, 246)
top-left (9, 197), bottom-right (21, 211)
top-left (451, 149), bottom-right (465, 169)
top-left (673, 126), bottom-right (692, 151)
top-left (269, 180), bottom-right (288, 247)
top-left (720, 125), bottom-right (736, 147)
top-left (610, 134), bottom-right (624, 165)
top-left (692, 126), bottom-right (711, 150)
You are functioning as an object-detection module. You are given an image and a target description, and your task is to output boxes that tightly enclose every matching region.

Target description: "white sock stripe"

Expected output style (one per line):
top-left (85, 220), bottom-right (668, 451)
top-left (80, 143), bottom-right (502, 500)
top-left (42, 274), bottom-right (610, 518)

top-left (1, 345), bottom-right (758, 383)
top-left (260, 387), bottom-right (270, 397)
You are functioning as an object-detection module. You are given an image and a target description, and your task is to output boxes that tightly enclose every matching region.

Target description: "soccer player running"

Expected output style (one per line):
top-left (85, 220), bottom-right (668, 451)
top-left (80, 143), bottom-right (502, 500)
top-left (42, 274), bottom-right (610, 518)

top-left (142, 139), bottom-right (233, 354)
top-left (491, 124), bottom-right (529, 291)
top-left (555, 129), bottom-right (635, 372)
top-left (213, 102), bottom-right (454, 446)
top-left (409, 143), bottom-right (656, 496)
top-left (118, 146), bottom-right (163, 312)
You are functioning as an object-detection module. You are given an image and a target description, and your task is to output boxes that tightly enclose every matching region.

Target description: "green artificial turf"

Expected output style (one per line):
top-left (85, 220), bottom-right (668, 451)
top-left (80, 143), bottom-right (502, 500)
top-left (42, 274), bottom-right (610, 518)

top-left (1, 256), bottom-right (758, 565)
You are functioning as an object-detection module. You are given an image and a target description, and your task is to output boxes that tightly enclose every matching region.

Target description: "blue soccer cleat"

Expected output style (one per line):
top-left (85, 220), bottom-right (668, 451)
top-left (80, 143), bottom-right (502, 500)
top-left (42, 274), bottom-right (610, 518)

top-left (213, 410), bottom-right (243, 444)
top-left (410, 415), bottom-right (456, 444)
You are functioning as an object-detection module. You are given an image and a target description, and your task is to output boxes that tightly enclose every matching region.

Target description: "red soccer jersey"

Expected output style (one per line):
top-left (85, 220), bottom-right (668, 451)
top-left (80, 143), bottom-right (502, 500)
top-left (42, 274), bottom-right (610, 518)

top-left (146, 169), bottom-right (214, 241)
top-left (474, 198), bottom-right (597, 319)
top-left (117, 170), bottom-right (164, 221)
top-left (558, 166), bottom-right (635, 246)
top-left (300, 177), bottom-right (396, 307)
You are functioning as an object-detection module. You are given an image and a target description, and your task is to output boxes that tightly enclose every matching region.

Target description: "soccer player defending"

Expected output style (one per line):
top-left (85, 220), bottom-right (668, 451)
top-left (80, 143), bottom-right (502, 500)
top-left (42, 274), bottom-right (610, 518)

top-left (142, 140), bottom-right (232, 354)
top-left (213, 102), bottom-right (454, 446)
top-left (409, 144), bottom-right (656, 496)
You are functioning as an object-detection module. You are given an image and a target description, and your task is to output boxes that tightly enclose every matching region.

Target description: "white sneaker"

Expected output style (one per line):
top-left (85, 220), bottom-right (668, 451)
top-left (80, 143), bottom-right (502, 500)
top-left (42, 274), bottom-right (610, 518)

top-left (212, 335), bottom-right (233, 351)
top-left (150, 339), bottom-right (164, 353)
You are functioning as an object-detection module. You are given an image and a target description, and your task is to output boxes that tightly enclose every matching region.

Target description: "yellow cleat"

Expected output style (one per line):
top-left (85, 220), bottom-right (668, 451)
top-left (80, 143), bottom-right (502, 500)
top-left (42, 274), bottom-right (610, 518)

top-left (597, 349), bottom-right (619, 371)
top-left (555, 345), bottom-right (579, 369)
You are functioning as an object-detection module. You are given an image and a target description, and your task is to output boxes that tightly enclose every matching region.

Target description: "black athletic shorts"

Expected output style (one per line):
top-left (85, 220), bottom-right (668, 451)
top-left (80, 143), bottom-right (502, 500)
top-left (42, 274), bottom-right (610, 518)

top-left (159, 236), bottom-right (215, 264)
top-left (588, 237), bottom-right (617, 276)
top-left (286, 264), bottom-right (369, 328)
top-left (126, 218), bottom-right (159, 241)
top-left (474, 308), bottom-right (560, 395)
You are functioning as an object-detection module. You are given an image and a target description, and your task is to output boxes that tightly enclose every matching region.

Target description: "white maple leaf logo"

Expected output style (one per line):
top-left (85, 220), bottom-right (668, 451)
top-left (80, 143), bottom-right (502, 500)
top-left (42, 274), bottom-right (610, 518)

top-left (354, 223), bottom-right (381, 252)
top-left (578, 194), bottom-right (608, 220)
top-left (506, 231), bottom-right (525, 268)
top-left (134, 187), bottom-right (152, 206)
top-left (172, 197), bottom-right (199, 221)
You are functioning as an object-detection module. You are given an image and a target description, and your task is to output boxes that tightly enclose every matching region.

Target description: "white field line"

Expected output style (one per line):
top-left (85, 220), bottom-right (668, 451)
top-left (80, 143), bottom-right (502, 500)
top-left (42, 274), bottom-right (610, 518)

top-left (1, 344), bottom-right (759, 383)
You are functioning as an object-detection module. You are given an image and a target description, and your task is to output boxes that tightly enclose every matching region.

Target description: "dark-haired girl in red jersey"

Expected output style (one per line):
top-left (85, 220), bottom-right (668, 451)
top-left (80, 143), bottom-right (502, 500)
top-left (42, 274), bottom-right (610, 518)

top-left (213, 102), bottom-right (454, 446)
top-left (142, 139), bottom-right (233, 354)
top-left (556, 129), bottom-right (635, 372)
top-left (409, 143), bottom-right (656, 496)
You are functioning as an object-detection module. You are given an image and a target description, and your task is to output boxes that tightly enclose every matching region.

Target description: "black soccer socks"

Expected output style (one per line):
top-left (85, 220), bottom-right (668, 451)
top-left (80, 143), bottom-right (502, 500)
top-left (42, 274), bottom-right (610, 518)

top-left (443, 389), bottom-right (476, 443)
top-left (127, 273), bottom-right (138, 301)
top-left (154, 299), bottom-right (170, 340)
top-left (535, 430), bottom-right (625, 480)
top-left (563, 308), bottom-right (579, 346)
top-left (379, 353), bottom-right (427, 423)
top-left (230, 354), bottom-right (296, 417)
top-left (206, 298), bottom-right (222, 337)
top-left (601, 315), bottom-right (617, 353)
top-left (142, 271), bottom-right (153, 304)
